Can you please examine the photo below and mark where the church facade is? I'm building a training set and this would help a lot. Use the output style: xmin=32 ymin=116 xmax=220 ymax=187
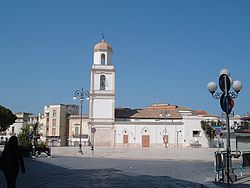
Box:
xmin=68 ymin=39 xmax=219 ymax=148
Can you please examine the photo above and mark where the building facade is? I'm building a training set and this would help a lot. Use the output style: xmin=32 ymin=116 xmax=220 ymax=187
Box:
xmin=43 ymin=104 xmax=78 ymax=146
xmin=8 ymin=112 xmax=31 ymax=136
xmin=114 ymin=104 xmax=219 ymax=148
xmin=68 ymin=114 xmax=90 ymax=146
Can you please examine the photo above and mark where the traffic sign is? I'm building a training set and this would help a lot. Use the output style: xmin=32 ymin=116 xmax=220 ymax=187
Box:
xmin=214 ymin=127 xmax=222 ymax=135
xmin=91 ymin=127 xmax=96 ymax=133
xmin=220 ymin=94 xmax=234 ymax=115
xmin=219 ymin=74 xmax=231 ymax=93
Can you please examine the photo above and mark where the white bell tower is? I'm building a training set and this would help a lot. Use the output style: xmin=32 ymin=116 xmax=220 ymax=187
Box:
xmin=89 ymin=38 xmax=115 ymax=146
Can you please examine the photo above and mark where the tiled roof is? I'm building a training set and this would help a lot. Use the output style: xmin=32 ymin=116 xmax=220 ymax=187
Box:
xmin=192 ymin=110 xmax=208 ymax=116
xmin=146 ymin=104 xmax=192 ymax=111
xmin=146 ymin=104 xmax=178 ymax=110
xmin=115 ymin=108 xmax=182 ymax=119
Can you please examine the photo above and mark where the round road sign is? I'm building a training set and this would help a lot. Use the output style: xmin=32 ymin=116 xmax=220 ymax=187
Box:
xmin=220 ymin=94 xmax=234 ymax=115
xmin=91 ymin=127 xmax=96 ymax=133
xmin=219 ymin=74 xmax=231 ymax=93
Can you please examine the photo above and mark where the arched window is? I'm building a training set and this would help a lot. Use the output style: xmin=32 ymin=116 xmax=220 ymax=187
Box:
xmin=100 ymin=75 xmax=106 ymax=90
xmin=101 ymin=54 xmax=105 ymax=65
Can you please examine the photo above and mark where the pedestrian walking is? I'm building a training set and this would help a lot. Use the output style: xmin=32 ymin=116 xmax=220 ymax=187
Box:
xmin=0 ymin=136 xmax=25 ymax=188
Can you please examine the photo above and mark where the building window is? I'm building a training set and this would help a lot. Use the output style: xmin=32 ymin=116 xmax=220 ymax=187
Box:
xmin=101 ymin=53 xmax=105 ymax=65
xmin=53 ymin=110 xmax=56 ymax=117
xmin=193 ymin=130 xmax=201 ymax=137
xmin=52 ymin=128 xmax=56 ymax=136
xmin=52 ymin=119 xmax=56 ymax=127
xmin=100 ymin=75 xmax=106 ymax=90
xmin=75 ymin=127 xmax=79 ymax=137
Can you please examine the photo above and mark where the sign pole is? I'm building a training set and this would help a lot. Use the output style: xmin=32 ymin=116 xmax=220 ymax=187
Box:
xmin=224 ymin=74 xmax=230 ymax=187
xmin=207 ymin=69 xmax=242 ymax=187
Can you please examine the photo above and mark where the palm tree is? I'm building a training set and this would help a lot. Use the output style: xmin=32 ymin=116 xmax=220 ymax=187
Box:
xmin=18 ymin=125 xmax=32 ymax=147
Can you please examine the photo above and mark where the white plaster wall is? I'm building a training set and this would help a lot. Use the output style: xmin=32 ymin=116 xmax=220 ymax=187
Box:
xmin=182 ymin=116 xmax=204 ymax=147
xmin=115 ymin=116 xmax=221 ymax=148
xmin=8 ymin=122 xmax=24 ymax=136
xmin=182 ymin=116 xmax=218 ymax=147
xmin=115 ymin=123 xmax=183 ymax=147
xmin=68 ymin=117 xmax=90 ymax=146
xmin=93 ymin=73 xmax=114 ymax=91
xmin=94 ymin=51 xmax=112 ymax=65
xmin=107 ymin=52 xmax=112 ymax=65
xmin=94 ymin=51 xmax=106 ymax=65
xmin=105 ymin=74 xmax=114 ymax=90
xmin=229 ymin=116 xmax=241 ymax=129
xmin=93 ymin=99 xmax=114 ymax=119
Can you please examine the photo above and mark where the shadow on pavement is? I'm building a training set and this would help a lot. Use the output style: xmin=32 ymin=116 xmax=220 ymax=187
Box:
xmin=0 ymin=156 xmax=249 ymax=188
xmin=0 ymin=157 xmax=208 ymax=188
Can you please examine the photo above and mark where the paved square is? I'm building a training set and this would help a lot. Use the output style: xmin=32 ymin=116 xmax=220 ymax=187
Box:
xmin=1 ymin=147 xmax=250 ymax=187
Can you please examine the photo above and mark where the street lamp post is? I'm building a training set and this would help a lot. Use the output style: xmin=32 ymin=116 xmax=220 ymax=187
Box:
xmin=177 ymin=130 xmax=182 ymax=148
xmin=160 ymin=111 xmax=169 ymax=149
xmin=73 ymin=88 xmax=89 ymax=155
xmin=207 ymin=68 xmax=242 ymax=186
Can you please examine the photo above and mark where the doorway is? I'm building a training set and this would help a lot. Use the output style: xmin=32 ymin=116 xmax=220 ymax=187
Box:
xmin=142 ymin=135 xmax=150 ymax=147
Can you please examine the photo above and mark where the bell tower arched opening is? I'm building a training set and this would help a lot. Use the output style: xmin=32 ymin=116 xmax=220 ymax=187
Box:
xmin=101 ymin=53 xmax=105 ymax=65
xmin=100 ymin=75 xmax=106 ymax=90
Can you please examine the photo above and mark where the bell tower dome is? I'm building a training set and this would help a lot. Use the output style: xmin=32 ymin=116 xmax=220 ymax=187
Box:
xmin=93 ymin=39 xmax=113 ymax=65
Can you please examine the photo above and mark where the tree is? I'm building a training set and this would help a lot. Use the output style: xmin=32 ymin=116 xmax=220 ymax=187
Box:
xmin=237 ymin=120 xmax=250 ymax=130
xmin=18 ymin=125 xmax=32 ymax=147
xmin=201 ymin=120 xmax=224 ymax=147
xmin=0 ymin=105 xmax=17 ymax=131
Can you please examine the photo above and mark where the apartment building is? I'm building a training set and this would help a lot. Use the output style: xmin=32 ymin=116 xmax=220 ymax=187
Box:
xmin=44 ymin=104 xmax=79 ymax=146
xmin=6 ymin=112 xmax=31 ymax=136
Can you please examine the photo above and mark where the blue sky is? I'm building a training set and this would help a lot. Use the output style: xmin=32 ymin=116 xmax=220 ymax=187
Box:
xmin=0 ymin=0 xmax=249 ymax=115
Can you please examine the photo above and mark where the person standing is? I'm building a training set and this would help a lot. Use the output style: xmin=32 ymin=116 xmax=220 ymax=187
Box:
xmin=0 ymin=136 xmax=25 ymax=188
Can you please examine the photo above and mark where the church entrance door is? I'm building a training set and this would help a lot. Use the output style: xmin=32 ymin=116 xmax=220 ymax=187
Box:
xmin=142 ymin=135 xmax=150 ymax=147
xmin=123 ymin=135 xmax=128 ymax=144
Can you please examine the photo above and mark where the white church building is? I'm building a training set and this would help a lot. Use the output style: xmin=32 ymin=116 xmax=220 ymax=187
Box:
xmin=69 ymin=38 xmax=219 ymax=148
